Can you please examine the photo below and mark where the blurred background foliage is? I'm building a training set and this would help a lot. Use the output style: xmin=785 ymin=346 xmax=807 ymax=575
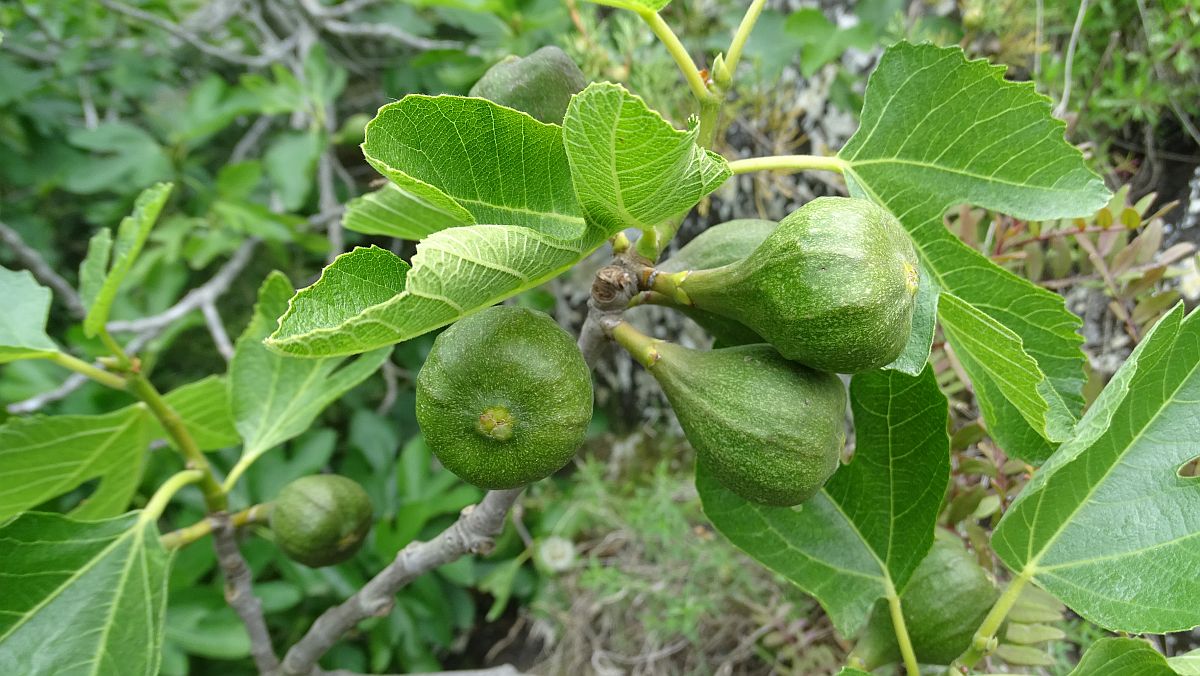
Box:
xmin=1 ymin=0 xmax=1198 ymax=673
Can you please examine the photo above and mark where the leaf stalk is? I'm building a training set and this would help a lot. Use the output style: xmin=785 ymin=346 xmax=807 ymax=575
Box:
xmin=160 ymin=503 xmax=273 ymax=549
xmin=140 ymin=469 xmax=204 ymax=525
xmin=885 ymin=580 xmax=922 ymax=676
xmin=636 ymin=8 xmax=716 ymax=105
xmin=47 ymin=352 xmax=127 ymax=390
xmin=727 ymin=154 xmax=848 ymax=175
xmin=951 ymin=570 xmax=1033 ymax=671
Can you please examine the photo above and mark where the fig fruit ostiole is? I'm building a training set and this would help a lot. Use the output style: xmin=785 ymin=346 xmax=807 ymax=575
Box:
xmin=270 ymin=474 xmax=373 ymax=568
xmin=416 ymin=305 xmax=594 ymax=490
xmin=610 ymin=321 xmax=846 ymax=506
xmin=648 ymin=197 xmax=920 ymax=373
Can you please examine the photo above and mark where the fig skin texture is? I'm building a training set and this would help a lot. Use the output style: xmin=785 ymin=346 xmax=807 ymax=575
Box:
xmin=678 ymin=197 xmax=920 ymax=373
xmin=270 ymin=475 xmax=373 ymax=568
xmin=852 ymin=532 xmax=1000 ymax=668
xmin=469 ymin=46 xmax=587 ymax=124
xmin=634 ymin=334 xmax=847 ymax=506
xmin=416 ymin=306 xmax=593 ymax=490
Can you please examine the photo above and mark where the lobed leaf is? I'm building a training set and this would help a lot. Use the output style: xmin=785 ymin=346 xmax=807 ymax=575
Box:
xmin=992 ymin=304 xmax=1200 ymax=633
xmin=839 ymin=42 xmax=1111 ymax=459
xmin=0 ymin=267 xmax=59 ymax=363
xmin=0 ymin=512 xmax=169 ymax=676
xmin=79 ymin=183 xmax=173 ymax=337
xmin=0 ymin=407 xmax=152 ymax=521
xmin=699 ymin=366 xmax=949 ymax=636
xmin=158 ymin=376 xmax=240 ymax=452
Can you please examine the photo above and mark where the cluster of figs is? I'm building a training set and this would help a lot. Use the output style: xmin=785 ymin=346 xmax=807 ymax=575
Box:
xmin=414 ymin=195 xmax=921 ymax=507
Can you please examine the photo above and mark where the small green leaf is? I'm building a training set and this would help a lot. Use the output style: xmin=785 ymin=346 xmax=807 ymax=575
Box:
xmin=157 ymin=376 xmax=240 ymax=451
xmin=0 ymin=407 xmax=152 ymax=521
xmin=1068 ymin=638 xmax=1175 ymax=676
xmin=582 ymin=0 xmax=669 ymax=12
xmin=341 ymin=183 xmax=471 ymax=240
xmin=1004 ymin=623 xmax=1066 ymax=645
xmin=231 ymin=273 xmax=389 ymax=472
xmin=0 ymin=512 xmax=170 ymax=676
xmin=993 ymin=305 xmax=1200 ymax=633
xmin=563 ymin=82 xmax=730 ymax=235
xmin=840 ymin=42 xmax=1111 ymax=455
xmin=80 ymin=182 xmax=173 ymax=337
xmin=0 ymin=267 xmax=59 ymax=362
xmin=698 ymin=366 xmax=949 ymax=636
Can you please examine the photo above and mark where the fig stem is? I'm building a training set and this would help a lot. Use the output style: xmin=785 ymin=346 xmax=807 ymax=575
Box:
xmin=642 ymin=269 xmax=692 ymax=306
xmin=727 ymin=154 xmax=847 ymax=175
xmin=950 ymin=569 xmax=1033 ymax=672
xmin=720 ymin=0 xmax=768 ymax=90
xmin=610 ymin=321 xmax=662 ymax=369
xmin=46 ymin=351 xmax=127 ymax=390
xmin=885 ymin=580 xmax=922 ymax=676
xmin=140 ymin=469 xmax=204 ymax=525
xmin=160 ymin=503 xmax=274 ymax=549
xmin=633 ymin=8 xmax=716 ymax=105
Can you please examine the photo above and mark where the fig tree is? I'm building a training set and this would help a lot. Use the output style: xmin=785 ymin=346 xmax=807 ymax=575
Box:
xmin=612 ymin=322 xmax=846 ymax=506
xmin=662 ymin=197 xmax=919 ymax=373
xmin=852 ymin=532 xmax=1000 ymax=668
xmin=270 ymin=474 xmax=373 ymax=568
xmin=469 ymin=46 xmax=587 ymax=124
xmin=416 ymin=305 xmax=593 ymax=489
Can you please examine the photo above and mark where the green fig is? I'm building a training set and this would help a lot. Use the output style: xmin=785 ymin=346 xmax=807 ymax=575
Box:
xmin=612 ymin=322 xmax=846 ymax=506
xmin=469 ymin=46 xmax=587 ymax=124
xmin=416 ymin=305 xmax=593 ymax=489
xmin=661 ymin=197 xmax=920 ymax=373
xmin=270 ymin=475 xmax=373 ymax=568
xmin=852 ymin=532 xmax=1000 ymax=668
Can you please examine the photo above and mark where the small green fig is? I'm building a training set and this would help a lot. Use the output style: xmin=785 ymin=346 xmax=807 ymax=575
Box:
xmin=852 ymin=532 xmax=1000 ymax=668
xmin=416 ymin=305 xmax=593 ymax=489
xmin=613 ymin=323 xmax=846 ymax=506
xmin=270 ymin=475 xmax=372 ymax=568
xmin=669 ymin=197 xmax=920 ymax=373
xmin=469 ymin=46 xmax=587 ymax=124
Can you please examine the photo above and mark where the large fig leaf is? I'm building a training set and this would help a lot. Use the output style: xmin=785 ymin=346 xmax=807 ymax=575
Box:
xmin=0 ymin=512 xmax=170 ymax=676
xmin=839 ymin=42 xmax=1111 ymax=462
xmin=992 ymin=304 xmax=1200 ymax=633
xmin=1068 ymin=638 xmax=1176 ymax=676
xmin=699 ymin=366 xmax=949 ymax=636
xmin=0 ymin=267 xmax=59 ymax=363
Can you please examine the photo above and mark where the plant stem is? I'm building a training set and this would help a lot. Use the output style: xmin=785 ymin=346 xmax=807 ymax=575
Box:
xmin=609 ymin=321 xmax=663 ymax=369
xmin=127 ymin=372 xmax=228 ymax=512
xmin=636 ymin=9 xmax=715 ymax=105
xmin=720 ymin=0 xmax=767 ymax=87
xmin=160 ymin=503 xmax=273 ymax=549
xmin=643 ymin=268 xmax=692 ymax=305
xmin=952 ymin=571 xmax=1033 ymax=671
xmin=47 ymin=352 xmax=127 ymax=390
xmin=139 ymin=469 xmax=204 ymax=525
xmin=727 ymin=154 xmax=847 ymax=175
xmin=885 ymin=581 xmax=922 ymax=676
xmin=98 ymin=327 xmax=133 ymax=370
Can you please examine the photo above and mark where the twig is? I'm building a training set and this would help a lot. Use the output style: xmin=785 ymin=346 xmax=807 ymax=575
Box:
xmin=212 ymin=513 xmax=280 ymax=673
xmin=107 ymin=239 xmax=257 ymax=334
xmin=201 ymin=299 xmax=235 ymax=362
xmin=318 ymin=151 xmax=344 ymax=263
xmin=278 ymin=489 xmax=526 ymax=675
xmin=5 ymin=330 xmax=156 ymax=414
xmin=1054 ymin=0 xmax=1090 ymax=118
xmin=293 ymin=0 xmax=386 ymax=19
xmin=311 ymin=15 xmax=470 ymax=53
xmin=231 ymin=115 xmax=276 ymax=164
xmin=0 ymin=221 xmax=86 ymax=318
xmin=317 ymin=668 xmax=521 ymax=676
xmin=97 ymin=0 xmax=293 ymax=67
xmin=375 ymin=359 xmax=402 ymax=415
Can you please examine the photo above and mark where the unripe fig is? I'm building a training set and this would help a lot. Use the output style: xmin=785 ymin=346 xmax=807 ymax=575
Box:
xmin=613 ymin=323 xmax=846 ymax=506
xmin=852 ymin=532 xmax=999 ymax=668
xmin=270 ymin=475 xmax=372 ymax=568
xmin=416 ymin=306 xmax=593 ymax=489
xmin=469 ymin=46 xmax=587 ymax=124
xmin=669 ymin=197 xmax=919 ymax=373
